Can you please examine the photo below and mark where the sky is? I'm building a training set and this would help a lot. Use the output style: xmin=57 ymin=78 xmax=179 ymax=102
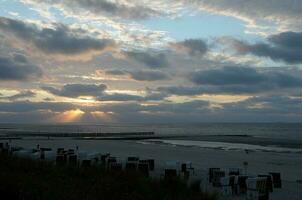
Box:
xmin=0 ymin=0 xmax=302 ymax=124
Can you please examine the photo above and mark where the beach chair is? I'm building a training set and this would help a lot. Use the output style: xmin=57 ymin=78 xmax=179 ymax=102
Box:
xmin=229 ymin=168 xmax=241 ymax=176
xmin=246 ymin=177 xmax=269 ymax=200
xmin=68 ymin=154 xmax=78 ymax=166
xmin=258 ymin=174 xmax=273 ymax=192
xmin=110 ymin=162 xmax=123 ymax=171
xmin=56 ymin=154 xmax=67 ymax=166
xmin=138 ymin=163 xmax=149 ymax=177
xmin=101 ymin=153 xmax=110 ymax=165
xmin=269 ymin=172 xmax=282 ymax=188
xmin=67 ymin=149 xmax=75 ymax=155
xmin=212 ymin=170 xmax=225 ymax=187
xmin=235 ymin=175 xmax=248 ymax=194
xmin=147 ymin=159 xmax=155 ymax=171
xmin=209 ymin=168 xmax=220 ymax=183
xmin=57 ymin=148 xmax=64 ymax=154
xmin=165 ymin=169 xmax=178 ymax=180
xmin=125 ymin=162 xmax=138 ymax=171
xmin=81 ymin=160 xmax=91 ymax=167
xmin=104 ymin=156 xmax=116 ymax=169
xmin=220 ymin=176 xmax=233 ymax=196
xmin=1 ymin=143 xmax=10 ymax=154
xmin=127 ymin=157 xmax=139 ymax=162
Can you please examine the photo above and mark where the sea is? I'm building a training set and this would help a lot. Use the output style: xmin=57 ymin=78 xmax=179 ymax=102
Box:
xmin=1 ymin=123 xmax=302 ymax=153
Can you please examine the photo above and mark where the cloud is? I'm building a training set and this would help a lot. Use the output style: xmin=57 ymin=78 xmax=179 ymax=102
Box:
xmin=231 ymin=32 xmax=302 ymax=64
xmin=128 ymin=70 xmax=169 ymax=81
xmin=172 ymin=39 xmax=208 ymax=56
xmin=191 ymin=66 xmax=265 ymax=85
xmin=42 ymin=84 xmax=107 ymax=98
xmin=0 ymin=17 xmax=116 ymax=56
xmin=0 ymin=101 xmax=75 ymax=113
xmin=105 ymin=69 xmax=169 ymax=81
xmin=22 ymin=0 xmax=163 ymax=20
xmin=105 ymin=70 xmax=128 ymax=76
xmin=0 ymin=54 xmax=42 ymax=81
xmin=0 ymin=90 xmax=36 ymax=101
xmin=125 ymin=51 xmax=169 ymax=68
xmin=179 ymin=0 xmax=302 ymax=32
xmin=99 ymin=91 xmax=168 ymax=102
xmin=159 ymin=66 xmax=302 ymax=95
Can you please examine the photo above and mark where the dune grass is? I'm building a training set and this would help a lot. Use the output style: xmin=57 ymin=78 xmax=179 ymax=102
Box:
xmin=0 ymin=152 xmax=217 ymax=200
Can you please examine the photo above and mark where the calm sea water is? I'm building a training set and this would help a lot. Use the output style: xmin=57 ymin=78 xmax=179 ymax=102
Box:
xmin=1 ymin=123 xmax=302 ymax=152
xmin=0 ymin=123 xmax=301 ymax=139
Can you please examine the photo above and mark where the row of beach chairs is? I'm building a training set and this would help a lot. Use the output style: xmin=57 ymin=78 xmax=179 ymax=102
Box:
xmin=207 ymin=167 xmax=282 ymax=200
xmin=1 ymin=143 xmax=282 ymax=200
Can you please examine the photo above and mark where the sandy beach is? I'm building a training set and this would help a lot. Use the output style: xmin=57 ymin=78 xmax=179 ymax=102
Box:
xmin=7 ymin=138 xmax=302 ymax=200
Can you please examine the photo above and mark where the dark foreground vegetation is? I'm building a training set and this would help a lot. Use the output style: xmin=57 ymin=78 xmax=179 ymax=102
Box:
xmin=0 ymin=153 xmax=217 ymax=200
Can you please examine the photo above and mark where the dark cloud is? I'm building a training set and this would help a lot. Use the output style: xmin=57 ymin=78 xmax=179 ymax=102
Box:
xmin=125 ymin=51 xmax=169 ymax=68
xmin=0 ymin=101 xmax=75 ymax=113
xmin=99 ymin=93 xmax=144 ymax=102
xmin=175 ymin=39 xmax=208 ymax=56
xmin=68 ymin=0 xmax=160 ymax=19
xmin=42 ymin=84 xmax=107 ymax=98
xmin=223 ymin=96 xmax=302 ymax=115
xmin=0 ymin=90 xmax=36 ymax=101
xmin=100 ymin=100 xmax=209 ymax=114
xmin=191 ymin=66 xmax=265 ymax=85
xmin=129 ymin=70 xmax=169 ymax=81
xmin=25 ymin=0 xmax=161 ymax=20
xmin=0 ymin=17 xmax=115 ymax=55
xmin=105 ymin=70 xmax=127 ymax=76
xmin=191 ymin=66 xmax=302 ymax=87
xmin=0 ymin=54 xmax=42 ymax=81
xmin=232 ymin=32 xmax=302 ymax=64
xmin=105 ymin=69 xmax=169 ymax=81
xmin=159 ymin=66 xmax=302 ymax=95
xmin=99 ymin=91 xmax=168 ymax=102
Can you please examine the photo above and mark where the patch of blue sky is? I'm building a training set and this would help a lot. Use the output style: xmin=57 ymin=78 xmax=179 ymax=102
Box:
xmin=0 ymin=0 xmax=44 ymax=20
xmin=142 ymin=13 xmax=260 ymax=42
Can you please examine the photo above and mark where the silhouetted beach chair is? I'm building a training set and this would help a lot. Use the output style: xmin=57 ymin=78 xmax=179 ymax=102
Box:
xmin=138 ymin=163 xmax=149 ymax=177
xmin=147 ymin=159 xmax=155 ymax=171
xmin=125 ymin=162 xmax=137 ymax=171
xmin=101 ymin=153 xmax=110 ymax=165
xmin=81 ymin=160 xmax=91 ymax=167
xmin=107 ymin=156 xmax=117 ymax=168
xmin=56 ymin=154 xmax=67 ymax=166
xmin=127 ymin=157 xmax=139 ymax=162
xmin=235 ymin=175 xmax=248 ymax=194
xmin=110 ymin=162 xmax=123 ymax=171
xmin=269 ymin=172 xmax=282 ymax=188
xmin=220 ymin=176 xmax=234 ymax=195
xmin=258 ymin=174 xmax=273 ymax=192
xmin=57 ymin=148 xmax=64 ymax=154
xmin=68 ymin=154 xmax=78 ymax=166
xmin=165 ymin=169 xmax=178 ymax=180
xmin=246 ymin=177 xmax=269 ymax=200
xmin=209 ymin=168 xmax=220 ymax=183
xmin=212 ymin=170 xmax=225 ymax=187
xmin=229 ymin=168 xmax=241 ymax=176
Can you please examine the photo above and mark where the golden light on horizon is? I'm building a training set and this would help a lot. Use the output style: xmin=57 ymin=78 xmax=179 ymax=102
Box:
xmin=53 ymin=109 xmax=85 ymax=123
xmin=91 ymin=111 xmax=115 ymax=122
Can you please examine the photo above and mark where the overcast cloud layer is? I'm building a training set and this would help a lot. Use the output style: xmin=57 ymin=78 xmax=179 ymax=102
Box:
xmin=0 ymin=0 xmax=302 ymax=123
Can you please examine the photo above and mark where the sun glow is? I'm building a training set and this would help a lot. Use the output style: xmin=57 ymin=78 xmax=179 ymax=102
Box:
xmin=54 ymin=109 xmax=85 ymax=123
xmin=90 ymin=111 xmax=115 ymax=122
